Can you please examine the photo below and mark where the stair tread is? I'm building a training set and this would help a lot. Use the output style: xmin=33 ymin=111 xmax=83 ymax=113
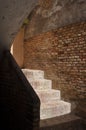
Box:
xmin=41 ymin=100 xmax=71 ymax=108
xmin=36 ymin=89 xmax=60 ymax=93
xmin=29 ymin=79 xmax=51 ymax=82
xmin=22 ymin=69 xmax=44 ymax=72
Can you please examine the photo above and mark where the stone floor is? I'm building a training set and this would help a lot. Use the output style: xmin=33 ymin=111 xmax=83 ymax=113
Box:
xmin=40 ymin=113 xmax=84 ymax=130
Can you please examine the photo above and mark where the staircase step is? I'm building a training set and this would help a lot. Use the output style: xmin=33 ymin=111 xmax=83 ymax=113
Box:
xmin=22 ymin=68 xmax=72 ymax=120
xmin=29 ymin=79 xmax=52 ymax=90
xmin=36 ymin=89 xmax=61 ymax=102
xmin=40 ymin=100 xmax=71 ymax=119
xmin=22 ymin=69 xmax=44 ymax=79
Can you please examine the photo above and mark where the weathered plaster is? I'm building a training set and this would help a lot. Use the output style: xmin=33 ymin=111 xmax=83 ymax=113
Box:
xmin=0 ymin=0 xmax=38 ymax=51
xmin=25 ymin=0 xmax=86 ymax=39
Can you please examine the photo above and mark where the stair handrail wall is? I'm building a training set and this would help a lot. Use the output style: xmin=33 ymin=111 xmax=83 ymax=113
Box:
xmin=0 ymin=50 xmax=40 ymax=130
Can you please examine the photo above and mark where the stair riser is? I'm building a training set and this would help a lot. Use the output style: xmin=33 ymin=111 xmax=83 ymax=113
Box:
xmin=29 ymin=80 xmax=52 ymax=90
xmin=36 ymin=91 xmax=61 ymax=103
xmin=40 ymin=104 xmax=71 ymax=119
xmin=22 ymin=69 xmax=44 ymax=79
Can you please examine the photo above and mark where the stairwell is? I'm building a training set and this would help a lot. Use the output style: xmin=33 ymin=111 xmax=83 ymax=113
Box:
xmin=22 ymin=69 xmax=71 ymax=120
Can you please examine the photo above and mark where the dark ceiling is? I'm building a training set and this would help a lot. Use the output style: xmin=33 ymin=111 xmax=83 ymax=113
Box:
xmin=0 ymin=0 xmax=38 ymax=51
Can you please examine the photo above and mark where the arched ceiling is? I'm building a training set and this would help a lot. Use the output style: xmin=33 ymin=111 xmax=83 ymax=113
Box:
xmin=25 ymin=0 xmax=86 ymax=39
xmin=0 ymin=0 xmax=86 ymax=50
xmin=0 ymin=0 xmax=38 ymax=51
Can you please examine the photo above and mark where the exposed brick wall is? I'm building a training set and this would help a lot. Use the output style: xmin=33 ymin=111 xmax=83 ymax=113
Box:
xmin=24 ymin=22 xmax=86 ymax=118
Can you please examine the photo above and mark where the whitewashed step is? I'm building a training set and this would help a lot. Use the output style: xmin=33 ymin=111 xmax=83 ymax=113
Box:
xmin=22 ymin=68 xmax=71 ymax=120
xmin=36 ymin=89 xmax=61 ymax=102
xmin=22 ymin=69 xmax=44 ymax=79
xmin=29 ymin=79 xmax=52 ymax=90
xmin=40 ymin=100 xmax=71 ymax=119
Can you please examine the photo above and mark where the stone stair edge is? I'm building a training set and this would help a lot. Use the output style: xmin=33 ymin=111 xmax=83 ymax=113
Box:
xmin=22 ymin=68 xmax=44 ymax=73
xmin=28 ymin=78 xmax=52 ymax=82
xmin=36 ymin=89 xmax=60 ymax=93
xmin=41 ymin=100 xmax=71 ymax=105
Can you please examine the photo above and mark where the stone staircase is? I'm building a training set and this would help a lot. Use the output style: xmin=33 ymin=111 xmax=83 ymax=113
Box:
xmin=22 ymin=69 xmax=71 ymax=120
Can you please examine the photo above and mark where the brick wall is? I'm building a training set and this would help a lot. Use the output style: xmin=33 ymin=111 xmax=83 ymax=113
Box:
xmin=24 ymin=22 xmax=86 ymax=118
